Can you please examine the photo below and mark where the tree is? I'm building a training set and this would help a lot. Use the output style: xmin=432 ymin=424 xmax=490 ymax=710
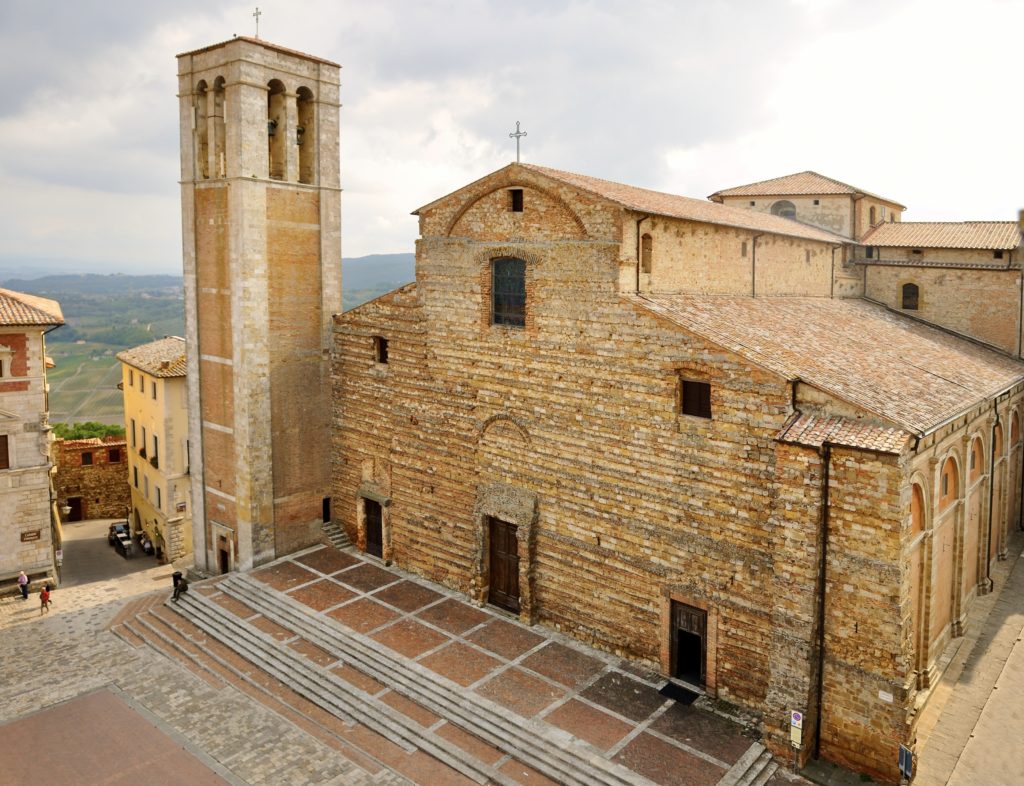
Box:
xmin=52 ymin=421 xmax=125 ymax=440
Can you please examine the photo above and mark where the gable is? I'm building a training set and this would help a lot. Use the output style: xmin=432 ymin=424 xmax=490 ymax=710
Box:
xmin=449 ymin=184 xmax=587 ymax=242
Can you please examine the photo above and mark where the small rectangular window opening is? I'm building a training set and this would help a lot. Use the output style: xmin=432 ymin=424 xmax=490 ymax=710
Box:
xmin=994 ymin=250 xmax=1004 ymax=260
xmin=510 ymin=189 xmax=524 ymax=213
xmin=741 ymin=241 xmax=748 ymax=257
xmin=81 ymin=452 xmax=93 ymax=466
xmin=911 ymin=249 xmax=923 ymax=255
xmin=152 ymin=381 xmax=157 ymax=400
xmin=813 ymin=199 xmax=820 ymax=206
xmin=108 ymin=448 xmax=120 ymax=463
xmin=680 ymin=379 xmax=712 ymax=419
xmin=865 ymin=246 xmax=874 ymax=259
xmin=805 ymin=250 xmax=811 ymax=264
xmin=749 ymin=201 xmax=755 ymax=207
xmin=373 ymin=336 xmax=389 ymax=364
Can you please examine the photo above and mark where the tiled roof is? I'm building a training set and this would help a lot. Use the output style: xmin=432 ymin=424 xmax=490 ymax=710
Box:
xmin=0 ymin=288 xmax=64 ymax=326
xmin=627 ymin=294 xmax=1024 ymax=436
xmin=861 ymin=222 xmax=1020 ymax=250
xmin=777 ymin=412 xmax=909 ymax=454
xmin=517 ymin=164 xmax=850 ymax=245
xmin=116 ymin=336 xmax=187 ymax=377
xmin=59 ymin=437 xmax=127 ymax=449
xmin=708 ymin=171 xmax=905 ymax=209
xmin=177 ymin=36 xmax=340 ymax=67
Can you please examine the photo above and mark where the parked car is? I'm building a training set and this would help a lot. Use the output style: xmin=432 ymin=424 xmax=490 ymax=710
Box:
xmin=108 ymin=521 xmax=130 ymax=545
xmin=114 ymin=532 xmax=133 ymax=559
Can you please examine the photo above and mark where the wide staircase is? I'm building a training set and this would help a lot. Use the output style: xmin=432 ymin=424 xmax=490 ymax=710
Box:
xmin=112 ymin=569 xmax=777 ymax=786
xmin=322 ymin=520 xmax=353 ymax=550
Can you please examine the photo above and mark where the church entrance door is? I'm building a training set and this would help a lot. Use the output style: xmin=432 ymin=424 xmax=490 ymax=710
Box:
xmin=488 ymin=517 xmax=520 ymax=613
xmin=671 ymin=601 xmax=707 ymax=687
xmin=364 ymin=499 xmax=383 ymax=559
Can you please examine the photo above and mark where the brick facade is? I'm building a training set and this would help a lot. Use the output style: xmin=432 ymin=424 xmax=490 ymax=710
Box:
xmin=331 ymin=163 xmax=1024 ymax=784
xmin=54 ymin=437 xmax=130 ymax=520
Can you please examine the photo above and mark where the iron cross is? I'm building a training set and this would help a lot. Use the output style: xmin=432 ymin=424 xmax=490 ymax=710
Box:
xmin=509 ymin=121 xmax=527 ymax=163
xmin=253 ymin=7 xmax=262 ymax=38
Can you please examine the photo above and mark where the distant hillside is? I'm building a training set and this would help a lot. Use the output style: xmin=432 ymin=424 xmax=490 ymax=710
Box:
xmin=342 ymin=253 xmax=415 ymax=311
xmin=2 ymin=273 xmax=182 ymax=296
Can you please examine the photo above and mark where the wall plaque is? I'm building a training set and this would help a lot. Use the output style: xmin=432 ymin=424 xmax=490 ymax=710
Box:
xmin=20 ymin=530 xmax=41 ymax=542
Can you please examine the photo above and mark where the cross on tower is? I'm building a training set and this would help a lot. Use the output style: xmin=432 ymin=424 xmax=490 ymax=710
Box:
xmin=509 ymin=121 xmax=527 ymax=163
xmin=253 ymin=7 xmax=262 ymax=38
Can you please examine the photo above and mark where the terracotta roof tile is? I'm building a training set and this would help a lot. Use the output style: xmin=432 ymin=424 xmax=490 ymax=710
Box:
xmin=116 ymin=336 xmax=187 ymax=377
xmin=777 ymin=412 xmax=909 ymax=454
xmin=627 ymin=294 xmax=1024 ymax=435
xmin=0 ymin=288 xmax=64 ymax=326
xmin=708 ymin=171 xmax=905 ymax=209
xmin=59 ymin=437 xmax=127 ymax=449
xmin=518 ymin=164 xmax=850 ymax=245
xmin=861 ymin=221 xmax=1020 ymax=250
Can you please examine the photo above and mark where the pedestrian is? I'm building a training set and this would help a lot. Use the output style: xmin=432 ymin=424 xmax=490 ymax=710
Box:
xmin=172 ymin=576 xmax=189 ymax=603
xmin=39 ymin=584 xmax=51 ymax=615
xmin=17 ymin=571 xmax=28 ymax=600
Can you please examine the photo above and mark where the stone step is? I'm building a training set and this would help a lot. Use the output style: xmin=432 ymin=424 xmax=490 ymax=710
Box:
xmin=719 ymin=743 xmax=777 ymax=786
xmin=322 ymin=521 xmax=352 ymax=549
xmin=171 ymin=588 xmax=518 ymax=786
xmin=221 ymin=571 xmax=655 ymax=786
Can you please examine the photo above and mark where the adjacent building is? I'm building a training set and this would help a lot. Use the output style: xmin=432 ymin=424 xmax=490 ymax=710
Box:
xmin=53 ymin=436 xmax=129 ymax=521
xmin=118 ymin=336 xmax=192 ymax=562
xmin=0 ymin=288 xmax=64 ymax=590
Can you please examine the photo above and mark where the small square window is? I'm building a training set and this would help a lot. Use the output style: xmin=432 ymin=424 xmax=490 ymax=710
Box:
xmin=911 ymin=249 xmax=923 ymax=256
xmin=108 ymin=448 xmax=121 ymax=463
xmin=994 ymin=250 xmax=1004 ymax=260
xmin=373 ymin=336 xmax=389 ymax=364
xmin=813 ymin=199 xmax=820 ymax=206
xmin=81 ymin=452 xmax=93 ymax=466
xmin=680 ymin=379 xmax=712 ymax=419
xmin=509 ymin=189 xmax=524 ymax=213
xmin=749 ymin=201 xmax=755 ymax=207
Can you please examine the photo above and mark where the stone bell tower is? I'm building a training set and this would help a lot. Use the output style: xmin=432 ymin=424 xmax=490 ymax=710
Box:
xmin=177 ymin=37 xmax=341 ymax=572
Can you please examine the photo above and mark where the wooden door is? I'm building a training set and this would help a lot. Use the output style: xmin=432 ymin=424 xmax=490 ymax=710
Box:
xmin=671 ymin=601 xmax=707 ymax=686
xmin=488 ymin=517 xmax=520 ymax=613
xmin=217 ymin=535 xmax=230 ymax=574
xmin=365 ymin=499 xmax=383 ymax=558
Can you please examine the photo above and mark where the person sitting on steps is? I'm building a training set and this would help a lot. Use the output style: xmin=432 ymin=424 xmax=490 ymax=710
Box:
xmin=172 ymin=576 xmax=189 ymax=603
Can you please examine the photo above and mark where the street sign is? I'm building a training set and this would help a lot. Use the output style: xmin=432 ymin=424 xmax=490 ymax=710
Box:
xmin=899 ymin=744 xmax=913 ymax=780
xmin=791 ymin=710 xmax=803 ymax=728
xmin=790 ymin=710 xmax=803 ymax=749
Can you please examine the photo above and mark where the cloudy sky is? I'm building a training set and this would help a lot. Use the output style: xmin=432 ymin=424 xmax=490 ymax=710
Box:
xmin=0 ymin=0 xmax=1021 ymax=275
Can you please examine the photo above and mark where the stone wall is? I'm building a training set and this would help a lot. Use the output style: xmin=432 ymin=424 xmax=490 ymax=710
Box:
xmin=864 ymin=264 xmax=1021 ymax=354
xmin=54 ymin=438 xmax=130 ymax=520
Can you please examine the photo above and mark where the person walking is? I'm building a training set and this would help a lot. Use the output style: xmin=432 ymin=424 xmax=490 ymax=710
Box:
xmin=17 ymin=570 xmax=28 ymax=600
xmin=39 ymin=584 xmax=51 ymax=615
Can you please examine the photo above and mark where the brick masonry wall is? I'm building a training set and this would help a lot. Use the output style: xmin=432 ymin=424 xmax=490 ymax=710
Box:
xmin=864 ymin=265 xmax=1021 ymax=354
xmin=54 ymin=439 xmax=130 ymax=520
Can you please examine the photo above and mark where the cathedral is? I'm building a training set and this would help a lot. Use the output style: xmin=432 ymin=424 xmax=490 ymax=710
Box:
xmin=177 ymin=36 xmax=1024 ymax=784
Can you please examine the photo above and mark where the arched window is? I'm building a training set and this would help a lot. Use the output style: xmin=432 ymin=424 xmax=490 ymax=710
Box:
xmin=911 ymin=483 xmax=925 ymax=534
xmin=296 ymin=86 xmax=315 ymax=185
xmin=901 ymin=283 xmax=919 ymax=310
xmin=640 ymin=233 xmax=652 ymax=274
xmin=267 ymin=79 xmax=287 ymax=180
xmin=1012 ymin=412 xmax=1020 ymax=445
xmin=869 ymin=206 xmax=877 ymax=225
xmin=994 ymin=423 xmax=1003 ymax=458
xmin=491 ymin=257 xmax=526 ymax=327
xmin=969 ymin=437 xmax=984 ymax=481
xmin=770 ymin=200 xmax=796 ymax=219
xmin=212 ymin=76 xmax=226 ymax=178
xmin=939 ymin=456 xmax=958 ymax=510
xmin=195 ymin=81 xmax=209 ymax=179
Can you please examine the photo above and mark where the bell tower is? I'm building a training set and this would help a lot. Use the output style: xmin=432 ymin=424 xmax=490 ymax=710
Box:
xmin=177 ymin=38 xmax=341 ymax=572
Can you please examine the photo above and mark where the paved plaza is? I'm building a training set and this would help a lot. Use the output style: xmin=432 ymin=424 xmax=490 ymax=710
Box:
xmin=2 ymin=520 xmax=1023 ymax=785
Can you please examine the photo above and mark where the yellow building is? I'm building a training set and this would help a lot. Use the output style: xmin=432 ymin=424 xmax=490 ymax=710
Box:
xmin=117 ymin=337 xmax=192 ymax=562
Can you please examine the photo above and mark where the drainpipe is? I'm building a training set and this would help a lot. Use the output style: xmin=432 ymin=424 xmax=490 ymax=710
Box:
xmin=751 ymin=234 xmax=764 ymax=297
xmin=813 ymin=441 xmax=832 ymax=760
xmin=1017 ymin=264 xmax=1023 ymax=357
xmin=635 ymin=214 xmax=650 ymax=294
xmin=986 ymin=402 xmax=1000 ymax=585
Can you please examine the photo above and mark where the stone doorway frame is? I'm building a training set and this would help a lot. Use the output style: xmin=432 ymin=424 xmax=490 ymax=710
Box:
xmin=356 ymin=483 xmax=392 ymax=563
xmin=660 ymin=589 xmax=718 ymax=696
xmin=472 ymin=483 xmax=538 ymax=624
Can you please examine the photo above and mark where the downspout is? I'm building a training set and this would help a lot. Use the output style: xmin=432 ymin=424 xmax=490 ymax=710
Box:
xmin=751 ymin=234 xmax=764 ymax=297
xmin=635 ymin=214 xmax=650 ymax=294
xmin=813 ymin=441 xmax=832 ymax=759
xmin=1017 ymin=261 xmax=1023 ymax=357
xmin=986 ymin=402 xmax=1001 ymax=586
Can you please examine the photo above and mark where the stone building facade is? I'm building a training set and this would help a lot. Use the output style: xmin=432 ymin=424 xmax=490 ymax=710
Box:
xmin=0 ymin=288 xmax=64 ymax=591
xmin=53 ymin=437 xmax=129 ymax=521
xmin=118 ymin=337 xmax=192 ymax=562
xmin=177 ymin=38 xmax=341 ymax=574
xmin=331 ymin=163 xmax=1024 ymax=783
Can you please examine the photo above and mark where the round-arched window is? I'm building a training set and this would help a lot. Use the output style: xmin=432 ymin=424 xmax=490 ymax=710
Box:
xmin=911 ymin=484 xmax=925 ymax=534
xmin=770 ymin=200 xmax=796 ymax=219
xmin=939 ymin=456 xmax=958 ymax=510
